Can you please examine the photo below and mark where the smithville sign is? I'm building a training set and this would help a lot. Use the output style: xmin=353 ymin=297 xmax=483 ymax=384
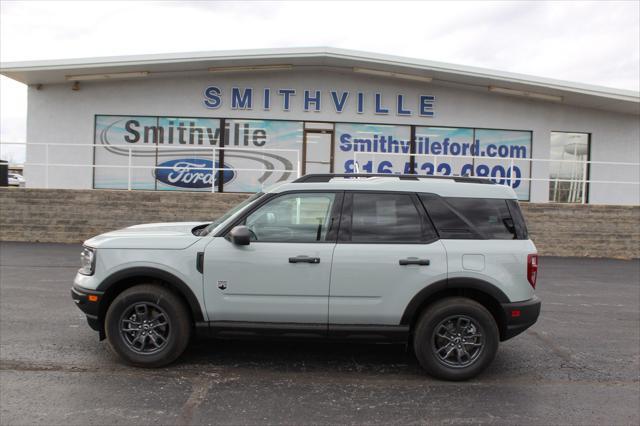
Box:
xmin=203 ymin=86 xmax=436 ymax=117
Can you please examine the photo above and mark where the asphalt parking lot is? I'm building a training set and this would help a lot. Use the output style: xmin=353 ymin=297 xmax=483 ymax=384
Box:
xmin=0 ymin=242 xmax=638 ymax=425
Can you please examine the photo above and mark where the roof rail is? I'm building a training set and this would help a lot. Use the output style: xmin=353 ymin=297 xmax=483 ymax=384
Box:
xmin=293 ymin=173 xmax=495 ymax=184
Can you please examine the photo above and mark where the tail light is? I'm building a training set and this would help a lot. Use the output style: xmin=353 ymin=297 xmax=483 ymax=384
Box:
xmin=527 ymin=254 xmax=538 ymax=288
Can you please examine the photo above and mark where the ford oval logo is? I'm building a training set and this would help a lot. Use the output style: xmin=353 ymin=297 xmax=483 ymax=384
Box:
xmin=154 ymin=158 xmax=235 ymax=188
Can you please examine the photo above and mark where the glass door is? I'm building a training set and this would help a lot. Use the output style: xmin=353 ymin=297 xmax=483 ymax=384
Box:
xmin=303 ymin=122 xmax=334 ymax=174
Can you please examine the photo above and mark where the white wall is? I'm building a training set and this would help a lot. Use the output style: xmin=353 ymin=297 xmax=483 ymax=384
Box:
xmin=25 ymin=69 xmax=640 ymax=204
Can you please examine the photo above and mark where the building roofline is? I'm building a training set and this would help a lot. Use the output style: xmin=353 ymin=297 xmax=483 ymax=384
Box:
xmin=1 ymin=46 xmax=638 ymax=110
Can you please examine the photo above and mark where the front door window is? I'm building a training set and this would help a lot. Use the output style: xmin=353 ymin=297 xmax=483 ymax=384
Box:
xmin=244 ymin=193 xmax=336 ymax=242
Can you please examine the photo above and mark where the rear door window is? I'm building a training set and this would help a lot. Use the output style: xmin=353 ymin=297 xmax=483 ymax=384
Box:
xmin=347 ymin=193 xmax=436 ymax=243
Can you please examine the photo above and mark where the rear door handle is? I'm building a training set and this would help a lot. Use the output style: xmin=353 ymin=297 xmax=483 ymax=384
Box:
xmin=289 ymin=255 xmax=320 ymax=264
xmin=399 ymin=258 xmax=430 ymax=266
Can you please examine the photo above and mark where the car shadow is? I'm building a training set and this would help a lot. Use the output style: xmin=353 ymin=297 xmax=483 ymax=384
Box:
xmin=176 ymin=337 xmax=423 ymax=376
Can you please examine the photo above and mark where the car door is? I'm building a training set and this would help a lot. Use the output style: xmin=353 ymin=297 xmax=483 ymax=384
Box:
xmin=203 ymin=191 xmax=342 ymax=326
xmin=329 ymin=191 xmax=448 ymax=327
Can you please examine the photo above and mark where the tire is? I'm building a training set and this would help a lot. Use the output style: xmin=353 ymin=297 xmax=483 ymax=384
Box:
xmin=413 ymin=297 xmax=499 ymax=381
xmin=105 ymin=284 xmax=191 ymax=368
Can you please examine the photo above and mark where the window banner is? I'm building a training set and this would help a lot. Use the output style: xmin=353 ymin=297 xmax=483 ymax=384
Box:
xmin=94 ymin=115 xmax=301 ymax=192
xmin=334 ymin=123 xmax=412 ymax=174
xmin=473 ymin=129 xmax=532 ymax=200
xmin=335 ymin=123 xmax=531 ymax=200
xmin=94 ymin=115 xmax=222 ymax=191
xmin=414 ymin=127 xmax=473 ymax=184
xmin=416 ymin=127 xmax=532 ymax=200
xmin=154 ymin=117 xmax=222 ymax=191
xmin=222 ymin=119 xmax=302 ymax=193
xmin=94 ymin=115 xmax=159 ymax=190
xmin=95 ymin=115 xmax=531 ymax=198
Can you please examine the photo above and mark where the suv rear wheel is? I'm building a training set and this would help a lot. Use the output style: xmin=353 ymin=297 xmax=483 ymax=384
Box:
xmin=413 ymin=297 xmax=498 ymax=380
xmin=105 ymin=284 xmax=191 ymax=367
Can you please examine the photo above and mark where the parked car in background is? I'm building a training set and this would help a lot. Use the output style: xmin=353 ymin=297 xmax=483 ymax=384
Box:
xmin=8 ymin=172 xmax=25 ymax=187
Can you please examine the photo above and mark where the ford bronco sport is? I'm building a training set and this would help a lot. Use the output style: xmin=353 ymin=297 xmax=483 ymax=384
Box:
xmin=72 ymin=173 xmax=541 ymax=380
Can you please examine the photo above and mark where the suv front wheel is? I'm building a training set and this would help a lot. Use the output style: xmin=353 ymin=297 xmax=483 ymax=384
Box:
xmin=105 ymin=284 xmax=191 ymax=367
xmin=414 ymin=297 xmax=499 ymax=380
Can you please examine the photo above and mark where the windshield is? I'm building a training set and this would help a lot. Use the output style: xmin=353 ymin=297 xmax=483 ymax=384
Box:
xmin=201 ymin=192 xmax=265 ymax=235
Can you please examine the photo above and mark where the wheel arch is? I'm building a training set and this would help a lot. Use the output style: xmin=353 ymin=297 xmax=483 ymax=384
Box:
xmin=401 ymin=278 xmax=509 ymax=340
xmin=95 ymin=267 xmax=204 ymax=338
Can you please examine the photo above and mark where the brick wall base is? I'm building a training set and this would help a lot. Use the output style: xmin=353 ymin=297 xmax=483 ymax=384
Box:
xmin=1 ymin=188 xmax=638 ymax=258
xmin=520 ymin=203 xmax=639 ymax=259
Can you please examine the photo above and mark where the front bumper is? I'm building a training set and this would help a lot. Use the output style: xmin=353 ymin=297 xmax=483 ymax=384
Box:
xmin=500 ymin=296 xmax=541 ymax=341
xmin=71 ymin=284 xmax=104 ymax=332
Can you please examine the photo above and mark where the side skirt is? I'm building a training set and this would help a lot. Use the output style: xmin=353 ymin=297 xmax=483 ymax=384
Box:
xmin=195 ymin=321 xmax=409 ymax=343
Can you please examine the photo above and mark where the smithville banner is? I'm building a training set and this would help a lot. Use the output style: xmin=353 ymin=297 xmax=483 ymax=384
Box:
xmin=94 ymin=115 xmax=300 ymax=193
xmin=94 ymin=115 xmax=531 ymax=199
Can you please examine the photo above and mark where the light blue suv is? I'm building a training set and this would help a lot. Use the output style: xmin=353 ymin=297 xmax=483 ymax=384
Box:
xmin=72 ymin=174 xmax=541 ymax=380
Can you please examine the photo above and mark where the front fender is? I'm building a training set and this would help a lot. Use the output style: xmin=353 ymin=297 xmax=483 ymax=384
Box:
xmin=96 ymin=265 xmax=205 ymax=322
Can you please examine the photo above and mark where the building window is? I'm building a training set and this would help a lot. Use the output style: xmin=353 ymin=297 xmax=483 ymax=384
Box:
xmin=222 ymin=119 xmax=302 ymax=193
xmin=414 ymin=127 xmax=473 ymax=178
xmin=334 ymin=123 xmax=411 ymax=174
xmin=473 ymin=129 xmax=532 ymax=201
xmin=154 ymin=116 xmax=222 ymax=192
xmin=93 ymin=115 xmax=533 ymax=199
xmin=93 ymin=115 xmax=302 ymax=193
xmin=414 ymin=127 xmax=532 ymax=200
xmin=94 ymin=115 xmax=222 ymax=191
xmin=549 ymin=132 xmax=590 ymax=203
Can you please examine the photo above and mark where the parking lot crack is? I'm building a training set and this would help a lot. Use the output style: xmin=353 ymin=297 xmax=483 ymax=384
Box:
xmin=176 ymin=373 xmax=218 ymax=425
xmin=526 ymin=329 xmax=609 ymax=378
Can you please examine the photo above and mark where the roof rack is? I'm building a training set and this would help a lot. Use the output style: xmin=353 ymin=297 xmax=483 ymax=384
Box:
xmin=293 ymin=173 xmax=495 ymax=184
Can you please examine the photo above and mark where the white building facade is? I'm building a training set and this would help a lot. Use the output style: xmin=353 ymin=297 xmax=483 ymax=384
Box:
xmin=2 ymin=48 xmax=639 ymax=204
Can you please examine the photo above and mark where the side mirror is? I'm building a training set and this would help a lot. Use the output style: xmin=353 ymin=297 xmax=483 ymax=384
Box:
xmin=229 ymin=225 xmax=251 ymax=246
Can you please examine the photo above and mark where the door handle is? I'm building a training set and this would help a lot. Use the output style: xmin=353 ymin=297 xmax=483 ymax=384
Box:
xmin=399 ymin=258 xmax=430 ymax=266
xmin=289 ymin=255 xmax=320 ymax=264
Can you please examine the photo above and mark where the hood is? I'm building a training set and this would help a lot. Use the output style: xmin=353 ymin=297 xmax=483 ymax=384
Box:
xmin=84 ymin=222 xmax=208 ymax=249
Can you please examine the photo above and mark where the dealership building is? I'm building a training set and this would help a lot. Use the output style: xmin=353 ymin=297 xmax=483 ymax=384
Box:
xmin=1 ymin=47 xmax=638 ymax=204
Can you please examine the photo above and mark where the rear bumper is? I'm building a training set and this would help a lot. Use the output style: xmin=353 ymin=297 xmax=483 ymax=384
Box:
xmin=71 ymin=284 xmax=104 ymax=331
xmin=500 ymin=296 xmax=541 ymax=341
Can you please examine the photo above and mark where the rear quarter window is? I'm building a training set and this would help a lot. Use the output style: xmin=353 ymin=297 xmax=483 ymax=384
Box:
xmin=420 ymin=194 xmax=523 ymax=240
xmin=445 ymin=198 xmax=518 ymax=240
xmin=506 ymin=199 xmax=529 ymax=239
xmin=419 ymin=194 xmax=478 ymax=239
